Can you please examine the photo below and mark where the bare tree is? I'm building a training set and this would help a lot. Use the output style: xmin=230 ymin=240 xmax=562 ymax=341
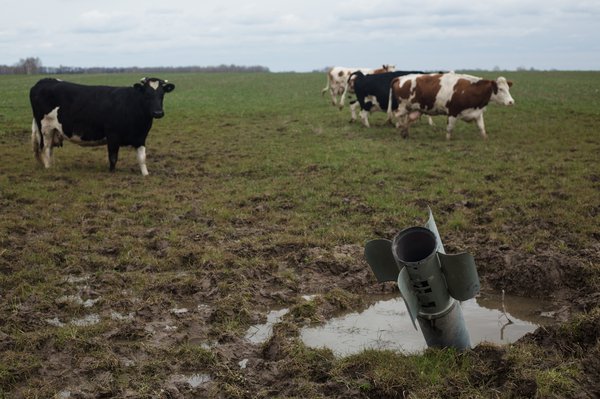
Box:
xmin=15 ymin=57 xmax=42 ymax=74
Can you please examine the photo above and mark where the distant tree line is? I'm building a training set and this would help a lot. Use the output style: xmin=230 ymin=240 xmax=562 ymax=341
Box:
xmin=0 ymin=57 xmax=43 ymax=74
xmin=0 ymin=57 xmax=270 ymax=75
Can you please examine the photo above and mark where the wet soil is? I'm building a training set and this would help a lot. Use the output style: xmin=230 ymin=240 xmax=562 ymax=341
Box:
xmin=1 ymin=95 xmax=599 ymax=397
xmin=2 ymin=220 xmax=598 ymax=398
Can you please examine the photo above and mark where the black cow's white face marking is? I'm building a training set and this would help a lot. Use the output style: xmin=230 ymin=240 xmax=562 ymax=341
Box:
xmin=134 ymin=77 xmax=175 ymax=119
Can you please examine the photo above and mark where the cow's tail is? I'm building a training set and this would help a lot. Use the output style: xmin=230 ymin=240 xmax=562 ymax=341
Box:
xmin=321 ymin=68 xmax=331 ymax=96
xmin=31 ymin=118 xmax=44 ymax=165
xmin=387 ymin=80 xmax=396 ymax=120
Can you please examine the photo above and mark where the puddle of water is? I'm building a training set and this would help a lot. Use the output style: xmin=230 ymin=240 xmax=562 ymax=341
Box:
xmin=200 ymin=342 xmax=217 ymax=350
xmin=170 ymin=373 xmax=212 ymax=388
xmin=187 ymin=374 xmax=211 ymax=388
xmin=46 ymin=317 xmax=66 ymax=327
xmin=71 ymin=314 xmax=100 ymax=327
xmin=56 ymin=295 xmax=101 ymax=308
xmin=300 ymin=292 xmax=555 ymax=356
xmin=301 ymin=296 xmax=425 ymax=355
xmin=110 ymin=311 xmax=134 ymax=321
xmin=244 ymin=308 xmax=289 ymax=344
xmin=120 ymin=357 xmax=135 ymax=367
xmin=47 ymin=314 xmax=102 ymax=328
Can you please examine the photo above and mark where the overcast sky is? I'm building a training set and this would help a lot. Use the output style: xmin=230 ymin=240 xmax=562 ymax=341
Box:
xmin=1 ymin=0 xmax=599 ymax=71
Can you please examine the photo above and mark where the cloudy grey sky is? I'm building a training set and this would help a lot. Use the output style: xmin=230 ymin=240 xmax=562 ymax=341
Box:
xmin=1 ymin=0 xmax=599 ymax=71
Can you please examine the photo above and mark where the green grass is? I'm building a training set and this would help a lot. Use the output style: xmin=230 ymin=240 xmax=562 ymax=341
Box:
xmin=0 ymin=71 xmax=599 ymax=397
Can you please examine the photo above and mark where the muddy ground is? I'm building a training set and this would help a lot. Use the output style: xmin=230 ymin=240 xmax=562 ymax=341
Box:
xmin=2 ymin=185 xmax=599 ymax=398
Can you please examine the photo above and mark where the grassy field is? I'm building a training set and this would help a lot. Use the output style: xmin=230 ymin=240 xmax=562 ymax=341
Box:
xmin=0 ymin=71 xmax=599 ymax=398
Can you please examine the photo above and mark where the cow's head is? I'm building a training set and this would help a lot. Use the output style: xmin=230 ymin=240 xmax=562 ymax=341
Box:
xmin=491 ymin=77 xmax=514 ymax=106
xmin=134 ymin=77 xmax=175 ymax=119
xmin=383 ymin=64 xmax=396 ymax=72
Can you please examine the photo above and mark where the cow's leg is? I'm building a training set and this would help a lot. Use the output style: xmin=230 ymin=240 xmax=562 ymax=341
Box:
xmin=392 ymin=113 xmax=410 ymax=138
xmin=359 ymin=110 xmax=371 ymax=128
xmin=136 ymin=146 xmax=149 ymax=176
xmin=339 ymin=84 xmax=349 ymax=110
xmin=427 ymin=116 xmax=435 ymax=126
xmin=384 ymin=107 xmax=396 ymax=126
xmin=476 ymin=114 xmax=488 ymax=139
xmin=40 ymin=131 xmax=54 ymax=168
xmin=330 ymin=88 xmax=338 ymax=106
xmin=393 ymin=110 xmax=404 ymax=129
xmin=446 ymin=116 xmax=458 ymax=140
xmin=39 ymin=126 xmax=57 ymax=169
xmin=31 ymin=119 xmax=44 ymax=166
xmin=39 ymin=107 xmax=63 ymax=168
xmin=401 ymin=116 xmax=410 ymax=138
xmin=384 ymin=114 xmax=393 ymax=125
xmin=349 ymin=101 xmax=359 ymax=123
xmin=107 ymin=141 xmax=120 ymax=172
xmin=385 ymin=102 xmax=400 ymax=126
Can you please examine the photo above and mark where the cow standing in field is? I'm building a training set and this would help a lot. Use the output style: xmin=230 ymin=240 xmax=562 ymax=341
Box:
xmin=389 ymin=72 xmax=514 ymax=139
xmin=321 ymin=64 xmax=395 ymax=109
xmin=349 ymin=70 xmax=429 ymax=127
xmin=29 ymin=77 xmax=175 ymax=176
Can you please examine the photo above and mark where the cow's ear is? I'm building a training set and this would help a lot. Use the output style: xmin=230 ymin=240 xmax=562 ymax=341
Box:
xmin=163 ymin=83 xmax=175 ymax=93
xmin=134 ymin=83 xmax=144 ymax=91
xmin=507 ymin=80 xmax=514 ymax=87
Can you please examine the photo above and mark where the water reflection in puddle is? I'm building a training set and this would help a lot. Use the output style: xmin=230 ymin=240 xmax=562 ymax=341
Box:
xmin=187 ymin=374 xmax=211 ymax=388
xmin=169 ymin=373 xmax=212 ymax=388
xmin=299 ymin=292 xmax=555 ymax=356
xmin=245 ymin=308 xmax=290 ymax=344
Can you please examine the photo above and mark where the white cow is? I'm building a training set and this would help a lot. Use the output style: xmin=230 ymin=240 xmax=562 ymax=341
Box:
xmin=321 ymin=64 xmax=395 ymax=109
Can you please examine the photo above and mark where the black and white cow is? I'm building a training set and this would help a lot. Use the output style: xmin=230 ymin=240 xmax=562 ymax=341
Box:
xmin=29 ymin=77 xmax=175 ymax=176
xmin=321 ymin=65 xmax=395 ymax=109
xmin=349 ymin=70 xmax=429 ymax=127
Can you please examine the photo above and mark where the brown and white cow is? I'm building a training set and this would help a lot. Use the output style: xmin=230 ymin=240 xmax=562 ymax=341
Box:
xmin=321 ymin=64 xmax=395 ymax=109
xmin=388 ymin=72 xmax=514 ymax=139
